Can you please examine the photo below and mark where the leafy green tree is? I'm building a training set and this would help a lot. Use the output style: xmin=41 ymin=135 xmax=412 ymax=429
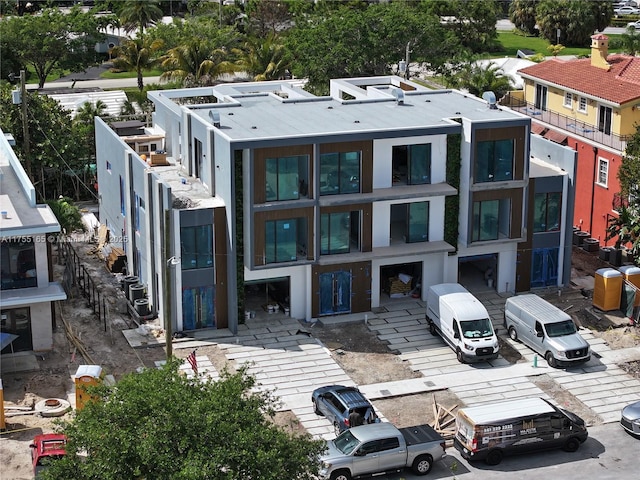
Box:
xmin=112 ymin=37 xmax=164 ymax=91
xmin=161 ymin=39 xmax=238 ymax=86
xmin=47 ymin=197 xmax=86 ymax=234
xmin=620 ymin=25 xmax=640 ymax=55
xmin=286 ymin=2 xmax=461 ymax=94
xmin=509 ymin=0 xmax=539 ymax=35
xmin=0 ymin=6 xmax=108 ymax=87
xmin=607 ymin=128 xmax=640 ymax=260
xmin=536 ymin=0 xmax=600 ymax=47
xmin=118 ymin=0 xmax=163 ymax=37
xmin=0 ymin=84 xmax=94 ymax=201
xmin=448 ymin=61 xmax=513 ymax=100
xmin=420 ymin=0 xmax=500 ymax=53
xmin=43 ymin=360 xmax=325 ymax=480
xmin=237 ymin=34 xmax=291 ymax=81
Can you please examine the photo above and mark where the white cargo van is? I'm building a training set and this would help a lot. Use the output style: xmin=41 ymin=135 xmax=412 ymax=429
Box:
xmin=504 ymin=294 xmax=590 ymax=368
xmin=426 ymin=283 xmax=499 ymax=363
xmin=454 ymin=397 xmax=588 ymax=465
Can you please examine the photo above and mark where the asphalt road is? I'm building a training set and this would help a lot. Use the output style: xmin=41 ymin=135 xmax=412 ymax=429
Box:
xmin=382 ymin=423 xmax=637 ymax=480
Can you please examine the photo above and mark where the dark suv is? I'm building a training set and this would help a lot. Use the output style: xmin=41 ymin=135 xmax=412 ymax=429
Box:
xmin=312 ymin=385 xmax=379 ymax=435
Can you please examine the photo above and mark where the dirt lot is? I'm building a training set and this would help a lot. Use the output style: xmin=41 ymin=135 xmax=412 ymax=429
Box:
xmin=2 ymin=241 xmax=640 ymax=478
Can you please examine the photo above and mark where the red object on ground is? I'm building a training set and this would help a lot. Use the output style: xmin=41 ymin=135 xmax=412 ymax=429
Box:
xmin=30 ymin=433 xmax=67 ymax=476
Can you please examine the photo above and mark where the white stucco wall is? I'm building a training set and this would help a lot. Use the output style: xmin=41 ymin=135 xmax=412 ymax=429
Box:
xmin=30 ymin=303 xmax=53 ymax=352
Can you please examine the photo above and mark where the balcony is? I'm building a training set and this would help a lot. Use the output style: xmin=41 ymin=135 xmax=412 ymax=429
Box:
xmin=501 ymin=94 xmax=630 ymax=152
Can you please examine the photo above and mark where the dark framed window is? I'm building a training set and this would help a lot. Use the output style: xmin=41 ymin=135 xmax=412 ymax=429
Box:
xmin=407 ymin=202 xmax=429 ymax=242
xmin=180 ymin=225 xmax=213 ymax=270
xmin=265 ymin=218 xmax=306 ymax=264
xmin=0 ymin=240 xmax=37 ymax=290
xmin=321 ymin=212 xmax=351 ymax=255
xmin=392 ymin=144 xmax=431 ymax=185
xmin=265 ymin=155 xmax=308 ymax=201
xmin=319 ymin=151 xmax=360 ymax=195
xmin=120 ymin=176 xmax=125 ymax=216
xmin=0 ymin=307 xmax=32 ymax=352
xmin=533 ymin=192 xmax=561 ymax=233
xmin=472 ymin=199 xmax=510 ymax=242
xmin=475 ymin=139 xmax=514 ymax=183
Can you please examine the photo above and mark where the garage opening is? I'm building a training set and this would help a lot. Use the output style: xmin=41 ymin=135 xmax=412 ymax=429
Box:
xmin=244 ymin=278 xmax=290 ymax=319
xmin=458 ymin=254 xmax=497 ymax=293
xmin=380 ymin=262 xmax=421 ymax=301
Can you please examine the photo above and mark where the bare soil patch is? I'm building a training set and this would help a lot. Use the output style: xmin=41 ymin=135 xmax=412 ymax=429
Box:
xmin=530 ymin=374 xmax=602 ymax=426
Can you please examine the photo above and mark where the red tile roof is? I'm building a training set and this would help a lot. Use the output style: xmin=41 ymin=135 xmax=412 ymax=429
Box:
xmin=518 ymin=55 xmax=640 ymax=105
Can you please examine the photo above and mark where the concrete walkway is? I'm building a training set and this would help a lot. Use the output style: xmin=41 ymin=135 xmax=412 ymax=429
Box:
xmin=134 ymin=286 xmax=640 ymax=440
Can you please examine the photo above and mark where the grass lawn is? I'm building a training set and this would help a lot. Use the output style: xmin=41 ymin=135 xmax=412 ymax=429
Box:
xmin=496 ymin=31 xmax=623 ymax=57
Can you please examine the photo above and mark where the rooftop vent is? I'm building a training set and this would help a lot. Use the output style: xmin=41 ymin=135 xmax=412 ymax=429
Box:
xmin=482 ymin=91 xmax=497 ymax=109
xmin=209 ymin=111 xmax=221 ymax=128
xmin=392 ymin=88 xmax=405 ymax=105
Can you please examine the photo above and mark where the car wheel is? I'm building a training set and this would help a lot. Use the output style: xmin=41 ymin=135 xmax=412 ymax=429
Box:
xmin=313 ymin=399 xmax=321 ymax=416
xmin=563 ymin=437 xmax=581 ymax=452
xmin=334 ymin=421 xmax=342 ymax=436
xmin=546 ymin=352 xmax=557 ymax=368
xmin=411 ymin=454 xmax=433 ymax=475
xmin=508 ymin=326 xmax=518 ymax=341
xmin=330 ymin=470 xmax=351 ymax=480
xmin=485 ymin=448 xmax=503 ymax=466
xmin=429 ymin=323 xmax=437 ymax=335
xmin=456 ymin=348 xmax=465 ymax=363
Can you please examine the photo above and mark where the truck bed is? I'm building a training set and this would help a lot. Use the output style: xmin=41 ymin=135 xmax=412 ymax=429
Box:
xmin=399 ymin=424 xmax=443 ymax=446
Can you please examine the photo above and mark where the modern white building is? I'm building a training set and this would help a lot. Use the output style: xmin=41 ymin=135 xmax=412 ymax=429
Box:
xmin=95 ymin=76 xmax=542 ymax=335
xmin=0 ymin=130 xmax=67 ymax=354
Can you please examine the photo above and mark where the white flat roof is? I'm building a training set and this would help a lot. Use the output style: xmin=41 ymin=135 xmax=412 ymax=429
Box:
xmin=460 ymin=397 xmax=555 ymax=424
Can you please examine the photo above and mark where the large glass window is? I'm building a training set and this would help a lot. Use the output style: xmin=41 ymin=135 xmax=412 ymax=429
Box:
xmin=0 ymin=240 xmax=37 ymax=290
xmin=475 ymin=139 xmax=514 ymax=183
xmin=265 ymin=218 xmax=306 ymax=264
xmin=321 ymin=213 xmax=351 ymax=254
xmin=265 ymin=155 xmax=308 ymax=201
xmin=180 ymin=225 xmax=213 ymax=270
xmin=1 ymin=307 xmax=32 ymax=353
xmin=392 ymin=144 xmax=431 ymax=185
xmin=533 ymin=192 xmax=561 ymax=233
xmin=472 ymin=199 xmax=511 ymax=242
xmin=319 ymin=151 xmax=360 ymax=195
xmin=407 ymin=202 xmax=429 ymax=242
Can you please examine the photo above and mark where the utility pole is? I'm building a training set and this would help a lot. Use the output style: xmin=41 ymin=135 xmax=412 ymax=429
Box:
xmin=404 ymin=42 xmax=411 ymax=80
xmin=20 ymin=70 xmax=31 ymax=178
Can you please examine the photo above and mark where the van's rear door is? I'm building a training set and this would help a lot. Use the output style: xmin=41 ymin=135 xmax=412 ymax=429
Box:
xmin=455 ymin=411 xmax=476 ymax=451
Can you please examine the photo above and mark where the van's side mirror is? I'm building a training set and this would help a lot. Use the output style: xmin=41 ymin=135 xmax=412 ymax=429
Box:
xmin=354 ymin=450 xmax=366 ymax=457
xmin=536 ymin=331 xmax=544 ymax=338
xmin=454 ymin=330 xmax=460 ymax=339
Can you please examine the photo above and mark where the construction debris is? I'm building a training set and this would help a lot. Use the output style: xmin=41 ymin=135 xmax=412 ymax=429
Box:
xmin=429 ymin=393 xmax=458 ymax=439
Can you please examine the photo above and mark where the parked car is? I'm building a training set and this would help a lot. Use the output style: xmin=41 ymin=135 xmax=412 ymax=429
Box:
xmin=621 ymin=400 xmax=640 ymax=437
xmin=30 ymin=433 xmax=67 ymax=478
xmin=615 ymin=5 xmax=640 ymax=15
xmin=504 ymin=294 xmax=591 ymax=368
xmin=628 ymin=20 xmax=640 ymax=29
xmin=454 ymin=397 xmax=588 ymax=465
xmin=318 ymin=422 xmax=446 ymax=479
xmin=426 ymin=283 xmax=499 ymax=363
xmin=312 ymin=385 xmax=379 ymax=435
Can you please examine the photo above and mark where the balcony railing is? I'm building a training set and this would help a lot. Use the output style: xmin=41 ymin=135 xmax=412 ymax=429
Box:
xmin=501 ymin=94 xmax=630 ymax=152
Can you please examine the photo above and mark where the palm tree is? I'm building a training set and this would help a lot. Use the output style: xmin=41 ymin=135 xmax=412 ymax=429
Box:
xmin=236 ymin=34 xmax=291 ymax=81
xmin=118 ymin=0 xmax=163 ymax=37
xmin=160 ymin=40 xmax=237 ymax=86
xmin=75 ymin=100 xmax=108 ymax=123
xmin=112 ymin=37 xmax=164 ymax=91
xmin=452 ymin=62 xmax=513 ymax=100
xmin=621 ymin=25 xmax=640 ymax=56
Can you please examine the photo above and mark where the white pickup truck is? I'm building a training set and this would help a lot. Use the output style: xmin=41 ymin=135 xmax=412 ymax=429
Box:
xmin=318 ymin=422 xmax=446 ymax=479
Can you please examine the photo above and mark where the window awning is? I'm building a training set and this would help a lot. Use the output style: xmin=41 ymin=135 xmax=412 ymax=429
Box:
xmin=543 ymin=129 xmax=568 ymax=144
xmin=531 ymin=123 xmax=546 ymax=135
